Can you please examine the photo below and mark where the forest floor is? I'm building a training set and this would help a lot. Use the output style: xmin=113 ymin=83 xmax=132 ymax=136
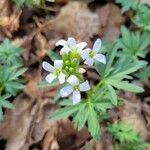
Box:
xmin=0 ymin=0 xmax=150 ymax=150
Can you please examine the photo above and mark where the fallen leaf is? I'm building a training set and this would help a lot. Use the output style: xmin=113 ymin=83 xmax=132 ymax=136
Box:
xmin=96 ymin=4 xmax=124 ymax=41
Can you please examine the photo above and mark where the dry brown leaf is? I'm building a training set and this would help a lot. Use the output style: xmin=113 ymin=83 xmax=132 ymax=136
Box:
xmin=96 ymin=4 xmax=124 ymax=41
xmin=0 ymin=0 xmax=10 ymax=16
xmin=0 ymin=94 xmax=60 ymax=150
xmin=0 ymin=10 xmax=22 ymax=38
xmin=118 ymin=93 xmax=150 ymax=140
xmin=44 ymin=1 xmax=100 ymax=45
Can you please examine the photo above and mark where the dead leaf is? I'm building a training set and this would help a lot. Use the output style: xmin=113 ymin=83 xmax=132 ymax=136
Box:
xmin=43 ymin=1 xmax=100 ymax=45
xmin=96 ymin=4 xmax=124 ymax=41
xmin=0 ymin=0 xmax=10 ymax=16
xmin=118 ymin=93 xmax=150 ymax=140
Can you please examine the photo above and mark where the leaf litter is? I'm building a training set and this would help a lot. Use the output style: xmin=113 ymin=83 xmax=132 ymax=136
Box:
xmin=0 ymin=0 xmax=150 ymax=150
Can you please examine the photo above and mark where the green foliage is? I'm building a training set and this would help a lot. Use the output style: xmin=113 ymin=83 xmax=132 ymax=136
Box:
xmin=0 ymin=39 xmax=22 ymax=65
xmin=133 ymin=5 xmax=150 ymax=31
xmin=49 ymin=100 xmax=101 ymax=141
xmin=135 ymin=65 xmax=150 ymax=80
xmin=15 ymin=0 xmax=33 ymax=8
xmin=108 ymin=122 xmax=148 ymax=150
xmin=48 ymin=50 xmax=61 ymax=62
xmin=116 ymin=0 xmax=139 ymax=12
xmin=116 ymin=0 xmax=150 ymax=31
xmin=94 ymin=43 xmax=145 ymax=106
xmin=48 ymin=41 xmax=146 ymax=140
xmin=14 ymin=0 xmax=55 ymax=8
xmin=117 ymin=26 xmax=150 ymax=60
xmin=0 ymin=65 xmax=27 ymax=96
xmin=0 ymin=39 xmax=26 ymax=121
xmin=0 ymin=94 xmax=15 ymax=122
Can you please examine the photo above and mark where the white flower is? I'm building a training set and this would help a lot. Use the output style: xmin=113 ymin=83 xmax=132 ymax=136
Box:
xmin=56 ymin=37 xmax=87 ymax=55
xmin=81 ymin=38 xmax=106 ymax=66
xmin=42 ymin=60 xmax=65 ymax=84
xmin=60 ymin=75 xmax=90 ymax=105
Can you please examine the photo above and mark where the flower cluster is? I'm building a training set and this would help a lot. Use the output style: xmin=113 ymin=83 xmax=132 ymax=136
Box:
xmin=42 ymin=37 xmax=106 ymax=104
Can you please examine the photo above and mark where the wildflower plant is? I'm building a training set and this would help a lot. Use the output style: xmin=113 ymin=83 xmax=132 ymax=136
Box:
xmin=41 ymin=37 xmax=146 ymax=141
xmin=116 ymin=0 xmax=150 ymax=31
xmin=108 ymin=122 xmax=148 ymax=150
xmin=0 ymin=39 xmax=27 ymax=122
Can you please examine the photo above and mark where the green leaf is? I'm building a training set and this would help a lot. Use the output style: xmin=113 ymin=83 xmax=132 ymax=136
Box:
xmin=59 ymin=99 xmax=73 ymax=106
xmin=9 ymin=68 xmax=27 ymax=80
xmin=110 ymin=81 xmax=144 ymax=93
xmin=0 ymin=38 xmax=22 ymax=65
xmin=47 ymin=50 xmax=61 ymax=61
xmin=87 ymin=106 xmax=100 ymax=141
xmin=116 ymin=0 xmax=139 ymax=12
xmin=117 ymin=26 xmax=150 ymax=59
xmin=133 ymin=5 xmax=150 ymax=31
xmin=95 ymin=101 xmax=113 ymax=112
xmin=105 ymin=43 xmax=118 ymax=76
xmin=95 ymin=60 xmax=106 ymax=77
xmin=49 ymin=105 xmax=79 ymax=121
xmin=110 ymin=61 xmax=146 ymax=79
xmin=38 ymin=79 xmax=59 ymax=88
xmin=106 ymin=84 xmax=118 ymax=105
xmin=134 ymin=65 xmax=150 ymax=80
xmin=0 ymin=100 xmax=14 ymax=109
xmin=6 ymin=81 xmax=25 ymax=90
xmin=0 ymin=107 xmax=4 ymax=122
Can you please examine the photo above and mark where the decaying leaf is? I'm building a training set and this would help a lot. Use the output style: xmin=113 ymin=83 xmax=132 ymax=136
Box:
xmin=44 ymin=1 xmax=100 ymax=44
xmin=118 ymin=93 xmax=150 ymax=140
xmin=96 ymin=4 xmax=124 ymax=41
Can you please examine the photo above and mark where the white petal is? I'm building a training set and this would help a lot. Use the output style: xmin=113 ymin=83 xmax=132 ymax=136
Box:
xmin=67 ymin=75 xmax=79 ymax=86
xmin=84 ymin=57 xmax=94 ymax=66
xmin=60 ymin=45 xmax=70 ymax=55
xmin=80 ymin=48 xmax=90 ymax=60
xmin=79 ymin=80 xmax=90 ymax=92
xmin=54 ymin=60 xmax=63 ymax=69
xmin=42 ymin=61 xmax=54 ymax=72
xmin=56 ymin=39 xmax=67 ymax=46
xmin=72 ymin=91 xmax=81 ymax=105
xmin=45 ymin=73 xmax=56 ymax=83
xmin=67 ymin=37 xmax=76 ymax=49
xmin=79 ymin=68 xmax=86 ymax=74
xmin=93 ymin=38 xmax=102 ymax=53
xmin=58 ymin=73 xmax=65 ymax=84
xmin=94 ymin=54 xmax=106 ymax=64
xmin=77 ymin=42 xmax=87 ymax=51
xmin=60 ymin=85 xmax=73 ymax=97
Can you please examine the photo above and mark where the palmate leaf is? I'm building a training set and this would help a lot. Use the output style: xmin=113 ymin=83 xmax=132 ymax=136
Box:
xmin=108 ymin=122 xmax=149 ymax=150
xmin=117 ymin=26 xmax=150 ymax=59
xmin=116 ymin=0 xmax=139 ymax=12
xmin=0 ymin=65 xmax=27 ymax=96
xmin=133 ymin=5 xmax=150 ymax=31
xmin=0 ymin=39 xmax=23 ymax=65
